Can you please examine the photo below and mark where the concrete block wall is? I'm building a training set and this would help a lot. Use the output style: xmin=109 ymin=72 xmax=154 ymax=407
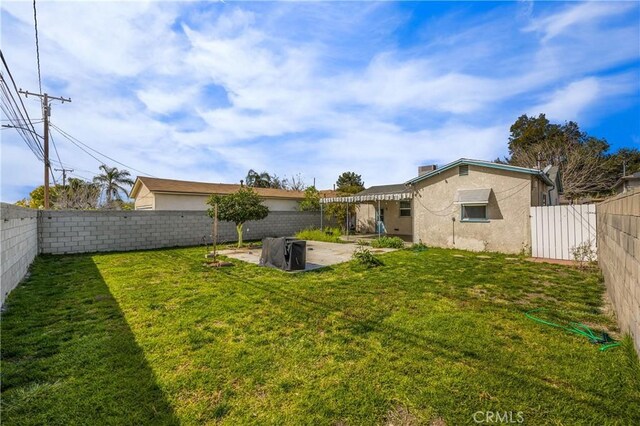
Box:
xmin=596 ymin=189 xmax=640 ymax=356
xmin=1 ymin=203 xmax=38 ymax=306
xmin=39 ymin=210 xmax=321 ymax=254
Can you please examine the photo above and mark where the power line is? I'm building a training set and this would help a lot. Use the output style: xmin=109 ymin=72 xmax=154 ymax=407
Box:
xmin=0 ymin=84 xmax=43 ymax=158
xmin=49 ymin=124 xmax=104 ymax=164
xmin=68 ymin=171 xmax=95 ymax=181
xmin=0 ymin=91 xmax=44 ymax=160
xmin=49 ymin=129 xmax=64 ymax=174
xmin=48 ymin=158 xmax=95 ymax=175
xmin=50 ymin=122 xmax=156 ymax=177
xmin=0 ymin=50 xmax=44 ymax=159
xmin=32 ymin=0 xmax=43 ymax=95
xmin=0 ymin=118 xmax=44 ymax=124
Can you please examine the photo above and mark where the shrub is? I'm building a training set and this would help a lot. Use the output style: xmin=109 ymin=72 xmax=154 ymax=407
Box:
xmin=371 ymin=236 xmax=405 ymax=249
xmin=295 ymin=227 xmax=342 ymax=243
xmin=570 ymin=240 xmax=597 ymax=269
xmin=352 ymin=246 xmax=383 ymax=268
xmin=410 ymin=242 xmax=428 ymax=252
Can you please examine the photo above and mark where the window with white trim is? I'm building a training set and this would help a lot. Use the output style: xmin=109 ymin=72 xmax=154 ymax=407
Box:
xmin=461 ymin=205 xmax=487 ymax=221
xmin=399 ymin=200 xmax=411 ymax=217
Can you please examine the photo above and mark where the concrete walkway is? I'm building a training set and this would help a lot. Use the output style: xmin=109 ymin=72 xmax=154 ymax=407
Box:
xmin=218 ymin=240 xmax=396 ymax=271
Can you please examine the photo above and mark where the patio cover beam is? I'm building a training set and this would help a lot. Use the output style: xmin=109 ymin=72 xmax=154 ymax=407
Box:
xmin=320 ymin=192 xmax=413 ymax=204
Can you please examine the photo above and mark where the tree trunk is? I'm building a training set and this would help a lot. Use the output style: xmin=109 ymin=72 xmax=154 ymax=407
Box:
xmin=236 ymin=223 xmax=244 ymax=247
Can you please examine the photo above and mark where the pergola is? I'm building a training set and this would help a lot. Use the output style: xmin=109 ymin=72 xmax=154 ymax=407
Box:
xmin=320 ymin=184 xmax=413 ymax=238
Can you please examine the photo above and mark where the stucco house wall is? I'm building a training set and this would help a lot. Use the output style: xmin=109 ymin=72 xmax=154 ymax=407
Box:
xmin=134 ymin=184 xmax=154 ymax=210
xmin=152 ymin=193 xmax=300 ymax=212
xmin=356 ymin=204 xmax=376 ymax=232
xmin=411 ymin=165 xmax=534 ymax=253
xmin=355 ymin=201 xmax=412 ymax=235
xmin=380 ymin=200 xmax=412 ymax=235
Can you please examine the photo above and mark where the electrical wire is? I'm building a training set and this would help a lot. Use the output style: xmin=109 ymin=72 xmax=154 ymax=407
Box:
xmin=32 ymin=0 xmax=43 ymax=95
xmin=49 ymin=124 xmax=106 ymax=164
xmin=0 ymin=50 xmax=44 ymax=159
xmin=0 ymin=118 xmax=43 ymax=124
xmin=50 ymin=122 xmax=156 ymax=177
xmin=49 ymin=129 xmax=64 ymax=174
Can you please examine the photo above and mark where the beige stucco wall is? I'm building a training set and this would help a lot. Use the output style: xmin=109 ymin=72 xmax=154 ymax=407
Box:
xmin=411 ymin=165 xmax=535 ymax=254
xmin=150 ymin=193 xmax=300 ymax=212
xmin=355 ymin=201 xmax=412 ymax=235
xmin=356 ymin=204 xmax=376 ymax=233
xmin=134 ymin=184 xmax=154 ymax=210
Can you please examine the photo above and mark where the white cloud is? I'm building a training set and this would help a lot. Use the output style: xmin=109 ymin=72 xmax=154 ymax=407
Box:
xmin=525 ymin=1 xmax=637 ymax=41
xmin=530 ymin=73 xmax=637 ymax=122
xmin=530 ymin=78 xmax=600 ymax=121
xmin=1 ymin=1 xmax=638 ymax=203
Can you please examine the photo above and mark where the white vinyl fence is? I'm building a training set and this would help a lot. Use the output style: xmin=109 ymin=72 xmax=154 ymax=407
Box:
xmin=530 ymin=205 xmax=597 ymax=260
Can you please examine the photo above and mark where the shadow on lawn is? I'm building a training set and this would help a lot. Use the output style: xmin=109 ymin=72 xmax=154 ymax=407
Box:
xmin=0 ymin=255 xmax=179 ymax=425
xmin=240 ymin=276 xmax=631 ymax=420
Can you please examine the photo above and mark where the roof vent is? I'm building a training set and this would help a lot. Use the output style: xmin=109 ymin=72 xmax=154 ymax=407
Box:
xmin=418 ymin=165 xmax=437 ymax=176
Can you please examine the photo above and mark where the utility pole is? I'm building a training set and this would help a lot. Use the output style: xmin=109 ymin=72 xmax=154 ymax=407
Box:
xmin=54 ymin=167 xmax=73 ymax=186
xmin=18 ymin=89 xmax=71 ymax=208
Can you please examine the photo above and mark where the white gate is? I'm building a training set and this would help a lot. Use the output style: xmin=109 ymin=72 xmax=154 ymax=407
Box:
xmin=530 ymin=205 xmax=597 ymax=260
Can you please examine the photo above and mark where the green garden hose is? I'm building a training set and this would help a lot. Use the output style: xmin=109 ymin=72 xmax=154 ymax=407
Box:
xmin=525 ymin=308 xmax=621 ymax=351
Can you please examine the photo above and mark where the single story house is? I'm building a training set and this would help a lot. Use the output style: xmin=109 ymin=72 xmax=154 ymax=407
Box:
xmin=613 ymin=172 xmax=640 ymax=194
xmin=322 ymin=158 xmax=561 ymax=254
xmin=130 ymin=177 xmax=318 ymax=211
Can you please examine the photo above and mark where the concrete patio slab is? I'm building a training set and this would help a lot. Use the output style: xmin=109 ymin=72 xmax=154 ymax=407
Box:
xmin=218 ymin=240 xmax=397 ymax=271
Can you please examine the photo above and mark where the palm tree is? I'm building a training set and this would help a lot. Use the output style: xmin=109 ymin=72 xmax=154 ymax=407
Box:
xmin=245 ymin=169 xmax=272 ymax=188
xmin=93 ymin=165 xmax=134 ymax=207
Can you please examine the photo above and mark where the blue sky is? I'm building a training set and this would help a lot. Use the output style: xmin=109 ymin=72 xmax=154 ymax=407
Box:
xmin=1 ymin=1 xmax=639 ymax=202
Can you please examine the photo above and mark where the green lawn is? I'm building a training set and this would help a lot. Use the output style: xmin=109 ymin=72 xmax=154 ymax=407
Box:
xmin=1 ymin=247 xmax=639 ymax=425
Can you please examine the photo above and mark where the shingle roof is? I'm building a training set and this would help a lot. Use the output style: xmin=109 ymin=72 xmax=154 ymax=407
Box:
xmin=131 ymin=176 xmax=306 ymax=199
xmin=405 ymin=158 xmax=555 ymax=187
xmin=354 ymin=184 xmax=409 ymax=197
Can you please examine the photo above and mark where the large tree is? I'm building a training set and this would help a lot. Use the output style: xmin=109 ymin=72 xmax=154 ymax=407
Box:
xmin=610 ymin=148 xmax=640 ymax=177
xmin=16 ymin=179 xmax=99 ymax=210
xmin=15 ymin=185 xmax=60 ymax=209
xmin=58 ymin=178 xmax=101 ymax=210
xmin=207 ymin=187 xmax=269 ymax=247
xmin=504 ymin=114 xmax=636 ymax=199
xmin=336 ymin=171 xmax=364 ymax=193
xmin=298 ymin=186 xmax=320 ymax=211
xmin=287 ymin=173 xmax=306 ymax=191
xmin=93 ymin=165 xmax=134 ymax=207
xmin=244 ymin=169 xmax=305 ymax=190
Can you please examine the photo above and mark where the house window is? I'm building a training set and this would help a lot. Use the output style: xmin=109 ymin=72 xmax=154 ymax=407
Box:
xmin=459 ymin=165 xmax=469 ymax=176
xmin=461 ymin=205 xmax=487 ymax=221
xmin=399 ymin=200 xmax=411 ymax=217
xmin=542 ymin=194 xmax=547 ymax=206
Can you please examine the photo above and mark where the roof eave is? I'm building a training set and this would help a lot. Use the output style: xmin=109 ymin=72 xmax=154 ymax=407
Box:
xmin=150 ymin=190 xmax=303 ymax=200
xmin=405 ymin=158 xmax=555 ymax=187
xmin=130 ymin=178 xmax=144 ymax=198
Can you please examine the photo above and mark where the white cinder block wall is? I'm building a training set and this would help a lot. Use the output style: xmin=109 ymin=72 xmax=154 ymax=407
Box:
xmin=1 ymin=203 xmax=38 ymax=306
